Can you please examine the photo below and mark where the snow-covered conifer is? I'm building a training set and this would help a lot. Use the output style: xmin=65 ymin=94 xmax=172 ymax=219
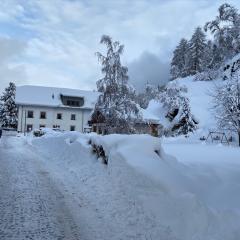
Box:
xmin=170 ymin=38 xmax=189 ymax=79
xmin=186 ymin=27 xmax=207 ymax=75
xmin=171 ymin=97 xmax=198 ymax=136
xmin=0 ymin=82 xmax=18 ymax=128
xmin=205 ymin=3 xmax=240 ymax=61
xmin=157 ymin=82 xmax=198 ymax=136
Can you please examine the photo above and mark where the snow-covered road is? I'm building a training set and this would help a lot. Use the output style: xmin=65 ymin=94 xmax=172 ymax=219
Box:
xmin=0 ymin=135 xmax=169 ymax=240
xmin=0 ymin=136 xmax=81 ymax=240
xmin=1 ymin=133 xmax=240 ymax=240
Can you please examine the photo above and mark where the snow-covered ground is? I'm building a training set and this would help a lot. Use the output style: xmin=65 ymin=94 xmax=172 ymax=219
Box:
xmin=1 ymin=76 xmax=240 ymax=240
xmin=175 ymin=76 xmax=217 ymax=132
xmin=0 ymin=136 xmax=81 ymax=240
xmin=143 ymin=76 xmax=220 ymax=138
xmin=1 ymin=130 xmax=239 ymax=240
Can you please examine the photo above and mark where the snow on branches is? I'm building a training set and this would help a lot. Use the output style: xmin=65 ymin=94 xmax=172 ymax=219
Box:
xmin=93 ymin=35 xmax=140 ymax=134
xmin=213 ymin=58 xmax=240 ymax=146
xmin=171 ymin=3 xmax=240 ymax=81
xmin=0 ymin=82 xmax=18 ymax=129
xmin=157 ymin=82 xmax=198 ymax=136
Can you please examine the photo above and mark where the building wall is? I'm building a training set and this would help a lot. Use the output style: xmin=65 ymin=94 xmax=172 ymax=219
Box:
xmin=17 ymin=105 xmax=92 ymax=133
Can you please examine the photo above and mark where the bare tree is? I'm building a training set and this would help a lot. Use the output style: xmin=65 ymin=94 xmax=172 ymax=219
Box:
xmin=213 ymin=67 xmax=240 ymax=146
xmin=93 ymin=35 xmax=140 ymax=134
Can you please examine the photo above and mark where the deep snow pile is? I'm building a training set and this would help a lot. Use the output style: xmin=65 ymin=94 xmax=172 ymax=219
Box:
xmin=29 ymin=131 xmax=240 ymax=240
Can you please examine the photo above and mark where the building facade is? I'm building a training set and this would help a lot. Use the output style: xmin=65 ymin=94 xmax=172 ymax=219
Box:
xmin=16 ymin=85 xmax=99 ymax=133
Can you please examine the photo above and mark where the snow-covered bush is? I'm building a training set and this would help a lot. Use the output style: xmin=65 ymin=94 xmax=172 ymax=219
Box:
xmin=194 ymin=69 xmax=219 ymax=81
xmin=89 ymin=140 xmax=108 ymax=164
xmin=33 ymin=129 xmax=45 ymax=137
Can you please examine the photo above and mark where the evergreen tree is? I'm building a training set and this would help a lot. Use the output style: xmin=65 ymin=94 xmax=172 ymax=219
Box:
xmin=186 ymin=27 xmax=207 ymax=75
xmin=210 ymin=43 xmax=223 ymax=69
xmin=0 ymin=82 xmax=18 ymax=128
xmin=172 ymin=97 xmax=198 ymax=136
xmin=194 ymin=40 xmax=221 ymax=81
xmin=205 ymin=3 xmax=240 ymax=61
xmin=157 ymin=82 xmax=198 ymax=136
xmin=203 ymin=40 xmax=213 ymax=70
xmin=94 ymin=35 xmax=140 ymax=134
xmin=170 ymin=38 xmax=189 ymax=79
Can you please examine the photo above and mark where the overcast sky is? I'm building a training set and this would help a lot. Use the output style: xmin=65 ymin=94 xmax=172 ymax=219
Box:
xmin=0 ymin=0 xmax=240 ymax=94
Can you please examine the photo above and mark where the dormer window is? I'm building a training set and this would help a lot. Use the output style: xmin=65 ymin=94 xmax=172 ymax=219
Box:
xmin=60 ymin=95 xmax=84 ymax=107
xmin=66 ymin=100 xmax=80 ymax=107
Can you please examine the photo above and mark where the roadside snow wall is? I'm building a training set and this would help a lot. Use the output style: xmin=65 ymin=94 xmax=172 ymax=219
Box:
xmin=31 ymin=132 xmax=240 ymax=240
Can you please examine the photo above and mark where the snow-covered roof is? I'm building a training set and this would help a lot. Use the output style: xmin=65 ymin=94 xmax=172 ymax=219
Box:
xmin=16 ymin=85 xmax=100 ymax=109
xmin=141 ymin=100 xmax=169 ymax=126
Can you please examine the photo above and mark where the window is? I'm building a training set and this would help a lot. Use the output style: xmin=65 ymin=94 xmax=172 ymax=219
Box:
xmin=53 ymin=125 xmax=60 ymax=129
xmin=70 ymin=125 xmax=75 ymax=131
xmin=27 ymin=111 xmax=34 ymax=118
xmin=40 ymin=111 xmax=46 ymax=119
xmin=71 ymin=114 xmax=76 ymax=120
xmin=26 ymin=124 xmax=33 ymax=132
xmin=57 ymin=113 xmax=62 ymax=120
xmin=67 ymin=100 xmax=80 ymax=107
xmin=61 ymin=95 xmax=84 ymax=107
xmin=39 ymin=124 xmax=45 ymax=129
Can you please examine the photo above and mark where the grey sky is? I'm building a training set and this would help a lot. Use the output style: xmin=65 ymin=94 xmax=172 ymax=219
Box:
xmin=0 ymin=0 xmax=240 ymax=94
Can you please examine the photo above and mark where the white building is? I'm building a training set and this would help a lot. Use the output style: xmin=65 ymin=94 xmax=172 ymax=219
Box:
xmin=15 ymin=85 xmax=99 ymax=133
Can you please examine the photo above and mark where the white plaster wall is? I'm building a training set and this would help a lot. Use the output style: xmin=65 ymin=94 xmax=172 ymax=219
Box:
xmin=17 ymin=105 xmax=92 ymax=133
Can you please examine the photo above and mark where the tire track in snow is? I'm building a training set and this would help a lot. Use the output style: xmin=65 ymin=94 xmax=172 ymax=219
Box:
xmin=0 ymin=137 xmax=81 ymax=240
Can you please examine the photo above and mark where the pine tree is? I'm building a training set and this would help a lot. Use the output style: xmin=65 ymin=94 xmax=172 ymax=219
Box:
xmin=194 ymin=40 xmax=221 ymax=81
xmin=210 ymin=43 xmax=223 ymax=69
xmin=203 ymin=40 xmax=213 ymax=70
xmin=186 ymin=27 xmax=207 ymax=75
xmin=0 ymin=82 xmax=18 ymax=129
xmin=170 ymin=38 xmax=189 ymax=79
xmin=93 ymin=35 xmax=140 ymax=134
xmin=157 ymin=82 xmax=198 ymax=136
xmin=172 ymin=97 xmax=198 ymax=136
xmin=205 ymin=3 xmax=240 ymax=61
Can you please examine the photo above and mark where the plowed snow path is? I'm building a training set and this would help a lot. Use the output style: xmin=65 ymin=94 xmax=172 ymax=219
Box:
xmin=0 ymin=137 xmax=81 ymax=240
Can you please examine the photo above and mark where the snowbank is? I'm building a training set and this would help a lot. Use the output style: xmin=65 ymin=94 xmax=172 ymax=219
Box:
xmin=28 ymin=131 xmax=240 ymax=240
xmin=89 ymin=134 xmax=191 ymax=195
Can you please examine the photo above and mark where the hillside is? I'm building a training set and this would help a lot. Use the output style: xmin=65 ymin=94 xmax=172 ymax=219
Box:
xmin=144 ymin=51 xmax=240 ymax=140
xmin=175 ymin=76 xmax=217 ymax=134
xmin=143 ymin=76 xmax=218 ymax=138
